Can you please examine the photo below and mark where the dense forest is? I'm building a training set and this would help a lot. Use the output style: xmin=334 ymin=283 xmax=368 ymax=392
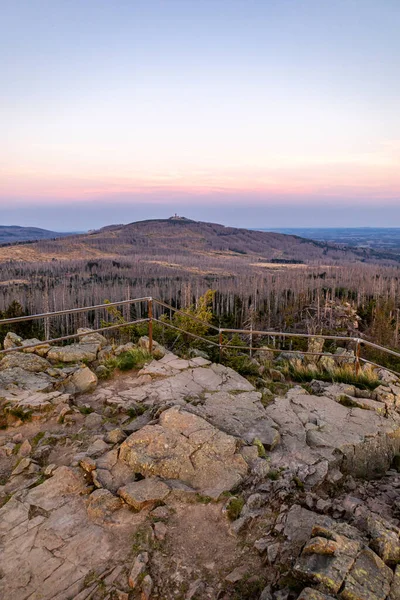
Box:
xmin=1 ymin=218 xmax=400 ymax=354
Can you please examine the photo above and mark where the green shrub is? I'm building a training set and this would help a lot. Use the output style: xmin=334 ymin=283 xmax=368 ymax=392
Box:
xmin=8 ymin=407 xmax=32 ymax=422
xmin=116 ymin=348 xmax=151 ymax=371
xmin=226 ymin=496 xmax=245 ymax=521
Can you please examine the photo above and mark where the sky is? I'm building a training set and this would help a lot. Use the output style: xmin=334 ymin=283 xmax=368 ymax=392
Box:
xmin=1 ymin=0 xmax=400 ymax=230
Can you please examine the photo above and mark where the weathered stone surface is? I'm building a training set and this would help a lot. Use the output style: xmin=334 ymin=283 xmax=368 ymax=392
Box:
xmin=297 ymin=589 xmax=336 ymax=600
xmin=19 ymin=439 xmax=32 ymax=457
xmin=47 ymin=343 xmax=99 ymax=363
xmin=0 ymin=466 xmax=133 ymax=600
xmin=114 ymin=342 xmax=135 ymax=355
xmin=128 ymin=552 xmax=149 ymax=588
xmin=118 ymin=478 xmax=170 ymax=509
xmin=3 ymin=331 xmax=23 ymax=349
xmin=265 ymin=391 xmax=400 ymax=486
xmin=390 ymin=565 xmax=400 ymax=600
xmin=188 ymin=390 xmax=280 ymax=448
xmin=86 ymin=438 xmax=110 ymax=458
xmin=70 ymin=366 xmax=98 ymax=394
xmin=294 ymin=528 xmax=361 ymax=594
xmin=0 ymin=367 xmax=56 ymax=393
xmin=105 ymin=428 xmax=127 ymax=444
xmin=85 ymin=411 xmax=103 ymax=429
xmin=0 ymin=351 xmax=51 ymax=372
xmin=108 ymin=360 xmax=255 ymax=415
xmin=119 ymin=406 xmax=248 ymax=499
xmin=367 ymin=515 xmax=400 ymax=565
xmin=340 ymin=548 xmax=393 ymax=600
xmin=86 ymin=489 xmax=122 ymax=520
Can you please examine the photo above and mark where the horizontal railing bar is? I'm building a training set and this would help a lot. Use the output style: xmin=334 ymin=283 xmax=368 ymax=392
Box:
xmin=359 ymin=358 xmax=400 ymax=379
xmin=220 ymin=328 xmax=356 ymax=342
xmin=0 ymin=318 xmax=150 ymax=355
xmin=152 ymin=318 xmax=220 ymax=346
xmin=153 ymin=299 xmax=220 ymax=331
xmin=221 ymin=345 xmax=353 ymax=359
xmin=361 ymin=339 xmax=400 ymax=360
xmin=0 ymin=297 xmax=152 ymax=326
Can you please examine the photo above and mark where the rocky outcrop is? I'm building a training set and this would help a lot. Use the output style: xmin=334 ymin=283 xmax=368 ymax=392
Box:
xmin=47 ymin=343 xmax=100 ymax=363
xmin=0 ymin=351 xmax=51 ymax=372
xmin=265 ymin=387 xmax=400 ymax=487
xmin=119 ymin=406 xmax=248 ymax=499
xmin=294 ymin=524 xmax=394 ymax=599
xmin=2 ymin=335 xmax=400 ymax=599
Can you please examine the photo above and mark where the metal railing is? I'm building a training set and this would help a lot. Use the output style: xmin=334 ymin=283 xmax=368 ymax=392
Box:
xmin=1 ymin=296 xmax=400 ymax=377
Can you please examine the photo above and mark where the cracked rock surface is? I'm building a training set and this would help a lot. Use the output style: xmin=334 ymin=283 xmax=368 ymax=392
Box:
xmin=2 ymin=340 xmax=400 ymax=599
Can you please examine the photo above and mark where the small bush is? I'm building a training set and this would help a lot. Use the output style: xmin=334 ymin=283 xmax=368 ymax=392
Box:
xmin=222 ymin=354 xmax=259 ymax=377
xmin=127 ymin=404 xmax=147 ymax=418
xmin=116 ymin=349 xmax=151 ymax=371
xmin=78 ymin=405 xmax=94 ymax=415
xmin=8 ymin=407 xmax=32 ymax=422
xmin=226 ymin=496 xmax=245 ymax=521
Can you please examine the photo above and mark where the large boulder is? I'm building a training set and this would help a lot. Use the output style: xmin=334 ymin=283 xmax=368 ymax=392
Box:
xmin=119 ymin=406 xmax=248 ymax=499
xmin=47 ymin=343 xmax=99 ymax=363
xmin=70 ymin=366 xmax=98 ymax=394
xmin=3 ymin=332 xmax=23 ymax=350
xmin=0 ymin=352 xmax=51 ymax=373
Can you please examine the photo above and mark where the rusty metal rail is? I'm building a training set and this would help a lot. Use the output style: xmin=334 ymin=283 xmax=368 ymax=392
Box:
xmin=0 ymin=296 xmax=400 ymax=377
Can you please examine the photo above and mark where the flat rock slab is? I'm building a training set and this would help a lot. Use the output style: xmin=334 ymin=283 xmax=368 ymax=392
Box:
xmin=0 ymin=367 xmax=57 ymax=393
xmin=106 ymin=361 xmax=255 ymax=412
xmin=265 ymin=391 xmax=400 ymax=486
xmin=188 ymin=390 xmax=280 ymax=447
xmin=0 ymin=352 xmax=51 ymax=372
xmin=0 ymin=467 xmax=137 ymax=600
xmin=119 ymin=406 xmax=248 ymax=499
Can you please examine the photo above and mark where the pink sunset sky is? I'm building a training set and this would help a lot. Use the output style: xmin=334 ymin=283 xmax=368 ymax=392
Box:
xmin=1 ymin=0 xmax=400 ymax=228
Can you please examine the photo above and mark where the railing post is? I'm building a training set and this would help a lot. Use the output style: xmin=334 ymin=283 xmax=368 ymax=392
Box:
xmin=148 ymin=298 xmax=153 ymax=354
xmin=219 ymin=329 xmax=223 ymax=362
xmin=355 ymin=338 xmax=361 ymax=376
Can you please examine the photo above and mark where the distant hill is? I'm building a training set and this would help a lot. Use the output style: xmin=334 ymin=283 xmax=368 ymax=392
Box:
xmin=1 ymin=217 xmax=399 ymax=323
xmin=0 ymin=225 xmax=74 ymax=245
xmin=0 ymin=217 xmax=396 ymax=265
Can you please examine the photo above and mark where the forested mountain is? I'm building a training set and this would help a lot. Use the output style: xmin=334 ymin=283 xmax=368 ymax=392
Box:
xmin=0 ymin=216 xmax=396 ymax=264
xmin=1 ymin=217 xmax=400 ymax=350
xmin=0 ymin=225 xmax=73 ymax=245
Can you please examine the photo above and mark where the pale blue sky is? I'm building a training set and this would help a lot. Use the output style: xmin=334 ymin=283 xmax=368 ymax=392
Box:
xmin=1 ymin=0 xmax=399 ymax=229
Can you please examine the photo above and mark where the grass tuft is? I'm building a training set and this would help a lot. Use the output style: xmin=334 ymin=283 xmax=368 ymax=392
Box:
xmin=281 ymin=360 xmax=380 ymax=390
